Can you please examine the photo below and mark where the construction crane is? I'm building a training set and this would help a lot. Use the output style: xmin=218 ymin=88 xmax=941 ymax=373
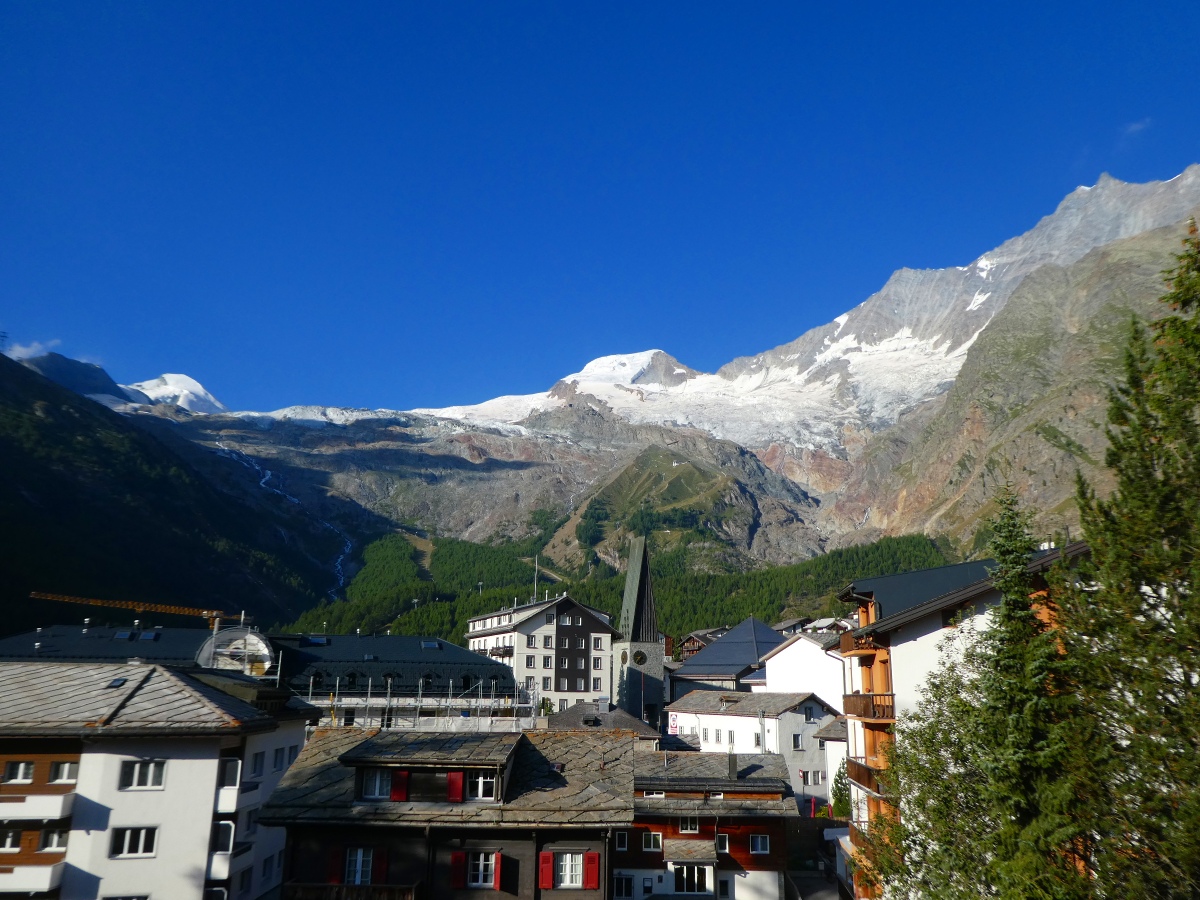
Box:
xmin=29 ymin=592 xmax=247 ymax=628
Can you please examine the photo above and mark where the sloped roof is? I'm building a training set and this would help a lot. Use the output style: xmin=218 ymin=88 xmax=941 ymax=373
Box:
xmin=633 ymin=751 xmax=795 ymax=816
xmin=759 ymin=630 xmax=841 ymax=664
xmin=812 ymin=717 xmax=848 ymax=742
xmin=667 ymin=690 xmax=835 ymax=718
xmin=0 ymin=625 xmax=211 ymax=664
xmin=340 ymin=732 xmax=521 ymax=766
xmin=546 ymin=702 xmax=660 ymax=737
xmin=620 ymin=537 xmax=660 ymax=643
xmin=0 ymin=661 xmax=277 ymax=736
xmin=261 ymin=729 xmax=639 ymax=828
xmin=838 ymin=560 xmax=995 ymax=618
xmin=672 ymin=617 xmax=785 ymax=678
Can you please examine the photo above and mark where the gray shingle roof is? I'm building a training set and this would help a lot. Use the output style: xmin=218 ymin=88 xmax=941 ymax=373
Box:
xmin=666 ymin=690 xmax=835 ymax=718
xmin=664 ymin=838 xmax=718 ymax=863
xmin=672 ymin=618 xmax=785 ymax=678
xmin=546 ymin=702 xmax=660 ymax=737
xmin=632 ymin=752 xmax=795 ymax=816
xmin=340 ymin=732 xmax=522 ymax=766
xmin=0 ymin=662 xmax=276 ymax=736
xmin=620 ymin=537 xmax=660 ymax=643
xmin=812 ymin=717 xmax=847 ymax=742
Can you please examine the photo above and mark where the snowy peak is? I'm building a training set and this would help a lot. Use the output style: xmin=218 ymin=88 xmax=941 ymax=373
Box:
xmin=560 ymin=350 xmax=703 ymax=389
xmin=125 ymin=374 xmax=227 ymax=414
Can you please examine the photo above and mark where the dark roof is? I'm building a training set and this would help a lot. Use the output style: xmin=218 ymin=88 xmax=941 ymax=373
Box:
xmin=0 ymin=625 xmax=212 ymax=664
xmin=838 ymin=559 xmax=995 ymax=618
xmin=546 ymin=702 xmax=660 ymax=737
xmin=667 ymin=690 xmax=835 ymax=718
xmin=339 ymin=732 xmax=521 ymax=767
xmin=620 ymin=537 xmax=660 ymax=643
xmin=672 ymin=617 xmax=785 ymax=678
xmin=812 ymin=717 xmax=847 ymax=742
xmin=466 ymin=594 xmax=615 ymax=638
xmin=262 ymin=729 xmax=640 ymax=828
xmin=633 ymin=752 xmax=795 ymax=816
xmin=0 ymin=662 xmax=279 ymax=737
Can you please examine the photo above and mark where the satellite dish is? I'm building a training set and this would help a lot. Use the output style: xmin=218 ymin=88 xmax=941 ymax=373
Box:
xmin=196 ymin=627 xmax=274 ymax=676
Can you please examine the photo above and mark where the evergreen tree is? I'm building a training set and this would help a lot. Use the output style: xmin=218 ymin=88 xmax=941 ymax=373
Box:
xmin=1068 ymin=220 xmax=1200 ymax=897
xmin=831 ymin=759 xmax=851 ymax=819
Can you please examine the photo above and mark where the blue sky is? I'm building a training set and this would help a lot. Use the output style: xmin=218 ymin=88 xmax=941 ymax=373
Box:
xmin=1 ymin=3 xmax=1197 ymax=411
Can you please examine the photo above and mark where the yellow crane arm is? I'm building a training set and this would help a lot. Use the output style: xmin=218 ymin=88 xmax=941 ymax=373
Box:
xmin=29 ymin=591 xmax=240 ymax=625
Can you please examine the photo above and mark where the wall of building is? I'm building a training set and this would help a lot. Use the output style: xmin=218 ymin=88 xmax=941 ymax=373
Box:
xmin=889 ymin=601 xmax=995 ymax=719
xmin=762 ymin=641 xmax=844 ymax=714
xmin=237 ymin=720 xmax=307 ymax=900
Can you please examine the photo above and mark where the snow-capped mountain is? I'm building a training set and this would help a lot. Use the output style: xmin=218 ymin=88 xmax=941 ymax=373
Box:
xmin=412 ymin=165 xmax=1200 ymax=453
xmin=123 ymin=374 xmax=227 ymax=414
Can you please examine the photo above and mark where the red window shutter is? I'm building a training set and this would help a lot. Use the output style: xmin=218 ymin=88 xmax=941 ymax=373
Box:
xmin=584 ymin=852 xmax=600 ymax=890
xmin=390 ymin=770 xmax=409 ymax=801
xmin=450 ymin=850 xmax=467 ymax=889
xmin=539 ymin=851 xmax=555 ymax=889
xmin=328 ymin=847 xmax=344 ymax=885
xmin=373 ymin=846 xmax=389 ymax=885
xmin=447 ymin=770 xmax=465 ymax=803
xmin=493 ymin=852 xmax=503 ymax=891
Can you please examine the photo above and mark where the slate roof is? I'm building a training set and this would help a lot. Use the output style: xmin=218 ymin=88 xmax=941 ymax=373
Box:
xmin=664 ymin=838 xmax=718 ymax=863
xmin=667 ymin=690 xmax=835 ymax=718
xmin=633 ymin=752 xmax=795 ymax=816
xmin=261 ymin=729 xmax=640 ymax=828
xmin=812 ymin=717 xmax=847 ymax=742
xmin=340 ymin=732 xmax=521 ymax=767
xmin=466 ymin=595 xmax=615 ymax=638
xmin=672 ymin=618 xmax=785 ymax=679
xmin=0 ymin=661 xmax=279 ymax=737
xmin=546 ymin=702 xmax=660 ymax=738
xmin=837 ymin=560 xmax=995 ymax=618
xmin=620 ymin=537 xmax=660 ymax=643
xmin=0 ymin=625 xmax=212 ymax=664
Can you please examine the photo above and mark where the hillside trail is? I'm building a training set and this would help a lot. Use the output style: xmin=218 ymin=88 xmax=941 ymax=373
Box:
xmin=400 ymin=531 xmax=435 ymax=578
xmin=519 ymin=558 xmax=564 ymax=583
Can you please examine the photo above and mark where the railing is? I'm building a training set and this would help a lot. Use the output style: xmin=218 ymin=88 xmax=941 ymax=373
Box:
xmin=845 ymin=757 xmax=883 ymax=794
xmin=0 ymin=861 xmax=65 ymax=892
xmin=0 ymin=792 xmax=74 ymax=820
xmin=488 ymin=646 xmax=514 ymax=658
xmin=282 ymin=884 xmax=418 ymax=900
xmin=842 ymin=692 xmax=895 ymax=721
xmin=839 ymin=631 xmax=886 ymax=656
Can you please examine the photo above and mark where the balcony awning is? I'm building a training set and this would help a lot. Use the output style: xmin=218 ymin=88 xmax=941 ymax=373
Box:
xmin=663 ymin=838 xmax=718 ymax=865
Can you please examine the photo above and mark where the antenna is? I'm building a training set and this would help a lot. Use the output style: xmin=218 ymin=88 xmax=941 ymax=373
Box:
xmin=533 ymin=555 xmax=538 ymax=606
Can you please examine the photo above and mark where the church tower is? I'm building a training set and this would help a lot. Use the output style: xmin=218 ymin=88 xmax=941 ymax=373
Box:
xmin=613 ymin=536 xmax=665 ymax=729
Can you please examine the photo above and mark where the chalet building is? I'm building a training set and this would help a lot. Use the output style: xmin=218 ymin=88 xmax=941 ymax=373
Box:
xmin=755 ymin=633 xmax=843 ymax=713
xmin=668 ymin=619 xmax=786 ymax=702
xmin=0 ymin=661 xmax=314 ymax=900
xmin=260 ymin=725 xmax=797 ymax=900
xmin=0 ymin=626 xmax=519 ymax=725
xmin=664 ymin=692 xmax=839 ymax=813
xmin=676 ymin=627 xmax=730 ymax=661
xmin=837 ymin=546 xmax=1087 ymax=898
xmin=463 ymin=536 xmax=666 ymax=728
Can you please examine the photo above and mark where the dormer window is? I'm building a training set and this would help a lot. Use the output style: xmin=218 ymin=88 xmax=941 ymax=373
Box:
xmin=362 ymin=768 xmax=391 ymax=800
xmin=467 ymin=772 xmax=497 ymax=801
xmin=346 ymin=673 xmax=359 ymax=690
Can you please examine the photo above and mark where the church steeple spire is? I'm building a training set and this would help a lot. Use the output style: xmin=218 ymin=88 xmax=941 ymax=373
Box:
xmin=620 ymin=535 xmax=659 ymax=642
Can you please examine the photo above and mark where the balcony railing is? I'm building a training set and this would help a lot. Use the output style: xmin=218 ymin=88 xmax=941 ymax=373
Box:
xmin=282 ymin=884 xmax=418 ymax=900
xmin=488 ymin=646 xmax=514 ymax=658
xmin=842 ymin=692 xmax=895 ymax=722
xmin=0 ymin=861 xmax=65 ymax=893
xmin=838 ymin=631 xmax=886 ymax=657
xmin=0 ymin=791 xmax=74 ymax=820
xmin=845 ymin=757 xmax=883 ymax=795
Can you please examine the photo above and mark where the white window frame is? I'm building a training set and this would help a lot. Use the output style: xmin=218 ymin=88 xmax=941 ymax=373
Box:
xmin=555 ymin=851 xmax=583 ymax=888
xmin=273 ymin=748 xmax=285 ymax=771
xmin=2 ymin=761 xmax=33 ymax=784
xmin=643 ymin=831 xmax=663 ymax=851
xmin=754 ymin=733 xmax=762 ymax=748
xmin=643 ymin=790 xmax=664 ymax=798
xmin=110 ymin=826 xmax=158 ymax=858
xmin=560 ymin=614 xmax=571 ymax=626
xmin=593 ymin=637 xmax=604 ymax=650
xmin=250 ymin=752 xmax=265 ymax=778
xmin=212 ymin=820 xmax=235 ymax=853
xmin=345 ymin=847 xmax=373 ymax=885
xmin=467 ymin=850 xmax=495 ymax=888
xmin=702 ymin=728 xmax=709 ymax=742
xmin=544 ymin=656 xmax=552 ymax=669
xmin=39 ymin=828 xmax=69 ymax=851
xmin=542 ymin=677 xmax=552 ymax=690
xmin=467 ymin=772 xmax=497 ymax=801
xmin=615 ymin=875 xmax=634 ymax=898
xmin=679 ymin=816 xmax=699 ymax=834
xmin=750 ymin=834 xmax=769 ymax=855
xmin=526 ymin=655 xmax=536 ymax=668
xmin=716 ymin=833 xmax=729 ymax=853
xmin=791 ymin=734 xmax=802 ymax=751
xmin=119 ymin=760 xmax=165 ymax=791
xmin=592 ymin=677 xmax=602 ymax=691
xmin=672 ymin=864 xmax=709 ymax=894
xmin=361 ymin=768 xmax=392 ymax=800
xmin=575 ymin=678 xmax=585 ymax=691
xmin=0 ymin=828 xmax=20 ymax=852
xmin=714 ymin=729 xmax=722 ymax=744
xmin=49 ymin=761 xmax=78 ymax=783
xmin=592 ymin=657 xmax=603 ymax=670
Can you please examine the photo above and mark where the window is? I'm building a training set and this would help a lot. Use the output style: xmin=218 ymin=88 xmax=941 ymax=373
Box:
xmin=559 ymin=699 xmax=568 ymax=711
xmin=716 ymin=834 xmax=729 ymax=854
xmin=546 ymin=613 xmax=556 ymax=624
xmin=754 ymin=733 xmax=762 ymax=748
xmin=467 ymin=772 xmax=497 ymax=800
xmin=791 ymin=734 xmax=802 ymax=751
xmin=346 ymin=847 xmax=373 ymax=885
xmin=110 ymin=827 xmax=157 ymax=858
xmin=576 ymin=679 xmax=585 ymax=691
xmin=50 ymin=761 xmax=78 ymax=783
xmin=576 ymin=638 xmax=586 ymax=649
xmin=750 ymin=834 xmax=769 ymax=855
xmin=544 ymin=656 xmax=552 ymax=669
xmin=273 ymin=748 xmax=285 ymax=771
xmin=560 ymin=657 xmax=568 ymax=668
xmin=262 ymin=854 xmax=274 ymax=881
xmin=527 ymin=635 xmax=538 ymax=648
xmin=718 ymin=880 xmax=730 ymax=899
xmin=212 ymin=821 xmax=235 ymax=853
xmin=593 ymin=637 xmax=603 ymax=650
xmin=643 ymin=831 xmax=663 ymax=850
xmin=525 ymin=676 xmax=535 ymax=690
xmin=576 ymin=658 xmax=586 ymax=669
xmin=615 ymin=831 xmax=628 ymax=851
xmin=560 ymin=637 xmax=570 ymax=648
xmin=702 ymin=728 xmax=709 ymax=742
xmin=575 ymin=616 xmax=583 ymax=626
xmin=679 ymin=816 xmax=699 ymax=833
xmin=728 ymin=731 xmax=734 ymax=747
xmin=708 ymin=791 xmax=724 ymax=799
xmin=237 ymin=867 xmax=253 ymax=897
xmin=560 ymin=614 xmax=571 ymax=626
xmin=1 ymin=828 xmax=19 ymax=852
xmin=803 ymin=705 xmax=816 ymax=722
xmin=714 ymin=729 xmax=722 ymax=744
xmin=526 ymin=655 xmax=536 ymax=668
xmin=559 ymin=678 xmax=568 ymax=691
xmin=643 ymin=790 xmax=664 ymax=798
xmin=818 ymin=739 xmax=826 ymax=752
xmin=362 ymin=768 xmax=392 ymax=799
xmin=615 ymin=875 xmax=633 ymax=898
xmin=343 ymin=710 xmax=357 ymax=726
xmin=468 ymin=851 xmax=495 ymax=887
xmin=288 ymin=744 xmax=299 ymax=764
xmin=2 ymin=761 xmax=33 ymax=783
xmin=592 ymin=677 xmax=602 ymax=691
xmin=250 ymin=752 xmax=265 ymax=778
xmin=673 ymin=865 xmax=707 ymax=893
xmin=119 ymin=760 xmax=165 ymax=790
xmin=244 ymin=809 xmax=259 ymax=836
xmin=555 ymin=851 xmax=583 ymax=887
xmin=643 ymin=878 xmax=654 ymax=896
xmin=542 ymin=677 xmax=552 ymax=690
xmin=544 ymin=635 xmax=554 ymax=648
xmin=40 ymin=828 xmax=69 ymax=851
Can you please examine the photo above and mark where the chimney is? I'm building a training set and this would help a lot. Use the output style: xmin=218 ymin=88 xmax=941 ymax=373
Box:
xmin=727 ymin=751 xmax=737 ymax=781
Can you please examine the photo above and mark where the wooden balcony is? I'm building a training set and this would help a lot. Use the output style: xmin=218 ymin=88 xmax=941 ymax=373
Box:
xmin=838 ymin=631 xmax=886 ymax=657
xmin=488 ymin=646 xmax=514 ymax=658
xmin=845 ymin=757 xmax=884 ymax=795
xmin=283 ymin=885 xmax=417 ymax=900
xmin=842 ymin=692 xmax=895 ymax=722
